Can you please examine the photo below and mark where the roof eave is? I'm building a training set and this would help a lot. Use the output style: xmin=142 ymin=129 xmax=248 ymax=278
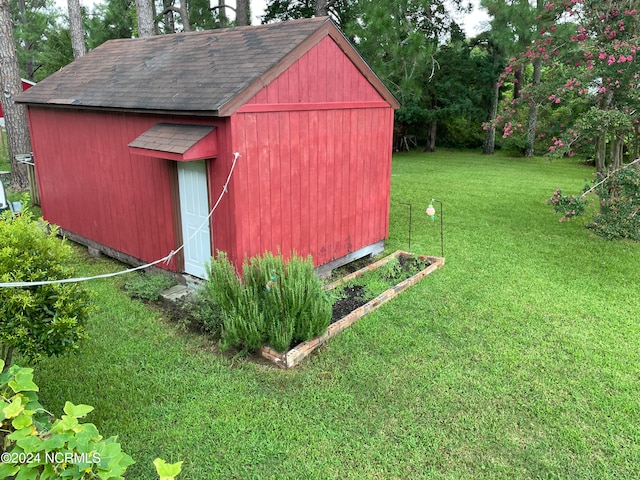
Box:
xmin=18 ymin=102 xmax=223 ymax=118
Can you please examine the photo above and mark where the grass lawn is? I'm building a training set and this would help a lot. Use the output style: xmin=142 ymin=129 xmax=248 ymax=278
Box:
xmin=0 ymin=130 xmax=9 ymax=171
xmin=31 ymin=150 xmax=640 ymax=479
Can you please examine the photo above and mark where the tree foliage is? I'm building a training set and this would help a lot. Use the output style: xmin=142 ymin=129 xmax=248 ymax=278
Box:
xmin=494 ymin=0 xmax=640 ymax=168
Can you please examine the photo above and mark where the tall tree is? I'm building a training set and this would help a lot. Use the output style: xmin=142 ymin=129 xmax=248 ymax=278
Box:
xmin=35 ymin=25 xmax=73 ymax=79
xmin=235 ymin=0 xmax=249 ymax=26
xmin=10 ymin=0 xmax=61 ymax=81
xmin=85 ymin=0 xmax=134 ymax=49
xmin=523 ymin=0 xmax=544 ymax=157
xmin=499 ymin=0 xmax=640 ymax=173
xmin=135 ymin=0 xmax=155 ymax=37
xmin=67 ymin=0 xmax=86 ymax=58
xmin=161 ymin=0 xmax=191 ymax=31
xmin=315 ymin=0 xmax=327 ymax=16
xmin=480 ymin=0 xmax=542 ymax=155
xmin=0 ymin=0 xmax=31 ymax=189
xmin=345 ymin=0 xmax=469 ymax=151
xmin=474 ymin=32 xmax=505 ymax=154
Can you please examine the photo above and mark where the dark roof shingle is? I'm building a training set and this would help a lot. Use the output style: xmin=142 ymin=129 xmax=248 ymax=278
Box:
xmin=128 ymin=123 xmax=215 ymax=154
xmin=16 ymin=17 xmax=330 ymax=115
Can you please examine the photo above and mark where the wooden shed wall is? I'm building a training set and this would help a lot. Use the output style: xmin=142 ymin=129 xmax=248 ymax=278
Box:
xmin=27 ymin=108 xmax=236 ymax=269
xmin=243 ymin=36 xmax=386 ymax=106
xmin=230 ymin=36 xmax=394 ymax=266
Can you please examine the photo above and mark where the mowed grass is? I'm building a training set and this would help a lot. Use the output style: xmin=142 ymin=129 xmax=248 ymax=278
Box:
xmin=32 ymin=150 xmax=640 ymax=479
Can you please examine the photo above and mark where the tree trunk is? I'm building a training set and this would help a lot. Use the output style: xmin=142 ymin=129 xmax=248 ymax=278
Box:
xmin=68 ymin=0 xmax=86 ymax=59
xmin=609 ymin=135 xmax=623 ymax=171
xmin=513 ymin=65 xmax=524 ymax=100
xmin=483 ymin=80 xmax=499 ymax=155
xmin=483 ymin=45 xmax=501 ymax=155
xmin=0 ymin=0 xmax=31 ymax=190
xmin=236 ymin=0 xmax=249 ymax=26
xmin=525 ymin=56 xmax=542 ymax=157
xmin=136 ymin=0 xmax=155 ymax=37
xmin=217 ymin=0 xmax=227 ymax=28
xmin=595 ymin=134 xmax=607 ymax=173
xmin=425 ymin=121 xmax=437 ymax=152
xmin=315 ymin=0 xmax=328 ymax=16
xmin=163 ymin=0 xmax=175 ymax=33
xmin=179 ymin=0 xmax=190 ymax=31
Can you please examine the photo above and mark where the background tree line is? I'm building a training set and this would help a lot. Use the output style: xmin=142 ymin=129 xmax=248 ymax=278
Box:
xmin=2 ymin=0 xmax=639 ymax=184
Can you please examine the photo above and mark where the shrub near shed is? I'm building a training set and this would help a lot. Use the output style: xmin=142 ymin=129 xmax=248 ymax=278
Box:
xmin=0 ymin=207 xmax=93 ymax=368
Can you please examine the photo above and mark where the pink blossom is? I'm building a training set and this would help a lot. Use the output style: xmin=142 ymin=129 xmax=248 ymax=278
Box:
xmin=608 ymin=55 xmax=616 ymax=65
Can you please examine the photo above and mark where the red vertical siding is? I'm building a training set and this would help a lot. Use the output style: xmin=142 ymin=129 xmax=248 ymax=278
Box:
xmin=231 ymin=106 xmax=393 ymax=266
xmin=28 ymin=108 xmax=235 ymax=271
xmin=230 ymin=33 xmax=395 ymax=267
xmin=243 ymin=37 xmax=387 ymax=106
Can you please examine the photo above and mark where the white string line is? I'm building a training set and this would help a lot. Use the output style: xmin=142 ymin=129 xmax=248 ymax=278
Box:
xmin=0 ymin=152 xmax=240 ymax=288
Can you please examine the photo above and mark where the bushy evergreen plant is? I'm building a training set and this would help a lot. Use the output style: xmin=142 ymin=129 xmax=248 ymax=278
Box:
xmin=204 ymin=252 xmax=332 ymax=353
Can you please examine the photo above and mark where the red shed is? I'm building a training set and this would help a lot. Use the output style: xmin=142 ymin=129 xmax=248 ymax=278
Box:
xmin=16 ymin=18 xmax=399 ymax=278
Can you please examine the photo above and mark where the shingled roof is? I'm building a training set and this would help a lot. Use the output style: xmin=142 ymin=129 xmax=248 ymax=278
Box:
xmin=16 ymin=17 xmax=396 ymax=116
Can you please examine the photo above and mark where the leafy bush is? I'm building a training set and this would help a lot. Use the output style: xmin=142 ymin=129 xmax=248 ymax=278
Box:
xmin=0 ymin=207 xmax=94 ymax=367
xmin=170 ymin=288 xmax=224 ymax=335
xmin=205 ymin=252 xmax=332 ymax=353
xmin=588 ymin=166 xmax=640 ymax=240
xmin=548 ymin=188 xmax=588 ymax=223
xmin=0 ymin=360 xmax=182 ymax=479
xmin=124 ymin=271 xmax=178 ymax=301
xmin=550 ymin=164 xmax=640 ymax=240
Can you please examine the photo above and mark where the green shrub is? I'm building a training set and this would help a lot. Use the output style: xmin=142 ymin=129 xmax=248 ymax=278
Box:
xmin=204 ymin=252 xmax=332 ymax=353
xmin=550 ymin=164 xmax=640 ymax=240
xmin=124 ymin=271 xmax=178 ymax=301
xmin=0 ymin=207 xmax=94 ymax=368
xmin=588 ymin=166 xmax=640 ymax=241
xmin=0 ymin=360 xmax=182 ymax=479
xmin=170 ymin=288 xmax=224 ymax=335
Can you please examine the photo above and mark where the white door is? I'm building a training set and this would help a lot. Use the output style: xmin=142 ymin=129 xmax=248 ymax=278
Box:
xmin=177 ymin=161 xmax=211 ymax=278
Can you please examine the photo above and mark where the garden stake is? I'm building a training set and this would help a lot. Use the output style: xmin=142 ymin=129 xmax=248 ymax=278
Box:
xmin=429 ymin=198 xmax=444 ymax=258
xmin=399 ymin=202 xmax=412 ymax=249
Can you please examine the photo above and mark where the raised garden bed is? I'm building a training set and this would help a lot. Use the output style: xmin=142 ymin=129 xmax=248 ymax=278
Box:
xmin=259 ymin=250 xmax=445 ymax=369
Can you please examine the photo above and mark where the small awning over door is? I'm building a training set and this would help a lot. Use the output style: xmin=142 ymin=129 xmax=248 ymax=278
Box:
xmin=128 ymin=123 xmax=217 ymax=161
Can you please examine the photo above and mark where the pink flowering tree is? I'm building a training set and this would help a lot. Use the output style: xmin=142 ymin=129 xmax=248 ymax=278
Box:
xmin=493 ymin=0 xmax=640 ymax=172
xmin=493 ymin=0 xmax=640 ymax=237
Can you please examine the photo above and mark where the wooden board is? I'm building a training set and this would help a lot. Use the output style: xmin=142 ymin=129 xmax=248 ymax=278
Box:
xmin=259 ymin=251 xmax=445 ymax=369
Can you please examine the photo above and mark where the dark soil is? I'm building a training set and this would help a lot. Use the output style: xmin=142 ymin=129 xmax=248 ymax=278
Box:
xmin=331 ymin=284 xmax=368 ymax=323
xmin=329 ymin=254 xmax=432 ymax=324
